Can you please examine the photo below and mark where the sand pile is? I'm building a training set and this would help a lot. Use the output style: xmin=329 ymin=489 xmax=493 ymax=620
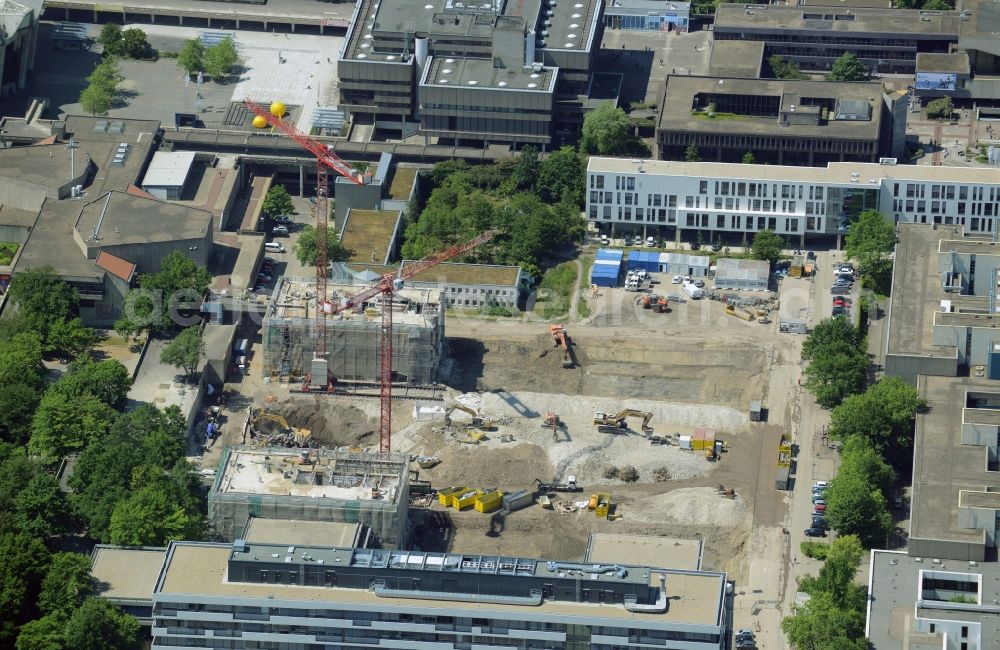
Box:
xmin=630 ymin=487 xmax=747 ymax=526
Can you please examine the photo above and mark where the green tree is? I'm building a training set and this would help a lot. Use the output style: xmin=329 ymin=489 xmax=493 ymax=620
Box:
xmin=824 ymin=472 xmax=894 ymax=547
xmin=684 ymin=143 xmax=701 ymax=162
xmin=829 ymin=376 xmax=924 ymax=461
xmin=6 ymin=267 xmax=78 ymax=343
xmin=177 ymin=38 xmax=205 ymax=75
xmin=826 ymin=52 xmax=869 ymax=82
xmin=64 ymin=598 xmax=140 ymax=650
xmin=0 ymin=533 xmax=50 ymax=643
xmin=37 ymin=553 xmax=93 ymax=617
xmin=802 ymin=339 xmax=869 ymax=408
xmin=580 ymin=102 xmax=650 ymax=157
xmin=88 ymin=59 xmax=124 ymax=90
xmin=97 ymin=23 xmax=123 ymax=55
xmin=802 ymin=317 xmax=862 ymax=360
xmin=781 ymin=591 xmax=868 ymax=650
xmin=262 ymin=184 xmax=294 ymax=217
xmin=809 ymin=535 xmax=866 ymax=610
xmin=741 ymin=151 xmax=756 ymax=165
xmin=750 ymin=229 xmax=784 ymax=265
xmin=0 ymin=332 xmax=45 ymax=390
xmin=15 ymin=614 xmax=66 ymax=650
xmin=536 ymin=146 xmax=584 ymax=205
xmin=509 ymin=145 xmax=539 ymax=192
xmin=293 ymin=225 xmax=349 ymax=266
xmin=120 ymin=28 xmax=152 ymax=59
xmin=160 ymin=326 xmax=204 ymax=378
xmin=81 ymin=59 xmax=124 ymax=114
xmin=28 ymin=392 xmax=118 ymax=460
xmin=54 ymin=357 xmax=133 ymax=410
xmin=926 ymin=96 xmax=954 ymax=120
xmin=837 ymin=437 xmax=896 ymax=497
xmin=844 ymin=209 xmax=896 ymax=284
xmin=46 ymin=317 xmax=94 ymax=359
xmin=12 ymin=472 xmax=69 ymax=538
xmin=118 ymin=251 xmax=211 ymax=334
xmin=768 ymin=54 xmax=807 ymax=80
xmin=0 ymin=382 xmax=41 ymax=445
xmin=204 ymin=37 xmax=238 ymax=79
xmin=109 ymin=482 xmax=200 ymax=545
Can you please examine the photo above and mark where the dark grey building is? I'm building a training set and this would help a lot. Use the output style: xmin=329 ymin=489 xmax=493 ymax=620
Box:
xmin=338 ymin=0 xmax=603 ymax=147
xmin=655 ymin=76 xmax=891 ymax=165
xmin=713 ymin=3 xmax=960 ymax=75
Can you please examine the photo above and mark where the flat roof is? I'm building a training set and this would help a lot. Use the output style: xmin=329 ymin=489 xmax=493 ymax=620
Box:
xmin=714 ymin=3 xmax=962 ymax=37
xmin=265 ymin=276 xmax=443 ymax=326
xmin=959 ymin=0 xmax=1000 ymax=55
xmin=604 ymin=0 xmax=688 ymax=14
xmin=349 ymin=260 xmax=521 ymax=287
xmin=585 ymin=534 xmax=702 ymax=571
xmin=91 ymin=546 xmax=167 ymax=602
xmin=867 ymin=550 xmax=1000 ymax=650
xmin=156 ymin=542 xmax=726 ymax=625
xmin=141 ymin=151 xmax=196 ymax=188
xmin=422 ymin=57 xmax=557 ymax=92
xmin=716 ymin=257 xmax=769 ymax=282
xmin=886 ymin=224 xmax=963 ymax=360
xmin=916 ymin=51 xmax=970 ymax=74
xmin=586 ymin=157 xmax=1000 ymax=186
xmin=75 ymin=190 xmax=213 ymax=248
xmin=340 ymin=209 xmax=400 ymax=264
xmin=657 ymin=76 xmax=884 ymax=140
xmin=388 ymin=166 xmax=418 ymax=200
xmin=707 ymin=40 xmax=765 ymax=78
xmin=0 ymin=204 xmax=38 ymax=228
xmin=215 ymin=447 xmax=405 ymax=501
xmin=243 ymin=519 xmax=363 ymax=548
xmin=910 ymin=374 xmax=1000 ymax=546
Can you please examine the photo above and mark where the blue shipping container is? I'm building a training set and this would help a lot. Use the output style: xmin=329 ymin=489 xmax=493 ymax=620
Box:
xmin=596 ymin=248 xmax=624 ymax=262
xmin=627 ymin=251 xmax=659 ymax=272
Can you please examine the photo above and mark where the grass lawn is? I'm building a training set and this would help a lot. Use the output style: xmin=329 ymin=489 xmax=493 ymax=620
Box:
xmin=0 ymin=242 xmax=19 ymax=266
xmin=535 ymin=261 xmax=577 ymax=319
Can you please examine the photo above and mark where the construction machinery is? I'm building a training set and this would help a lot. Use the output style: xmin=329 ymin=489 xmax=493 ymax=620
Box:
xmin=594 ymin=493 xmax=613 ymax=518
xmin=640 ymin=294 xmax=669 ymax=313
xmin=593 ymin=409 xmax=654 ymax=435
xmin=549 ymin=324 xmax=573 ymax=368
xmin=248 ymin=409 xmax=313 ymax=447
xmin=541 ymin=412 xmax=565 ymax=442
xmin=245 ymin=99 xmax=494 ymax=454
xmin=534 ymin=476 xmax=583 ymax=493
xmin=444 ymin=403 xmax=498 ymax=432
xmin=725 ymin=304 xmax=755 ymax=322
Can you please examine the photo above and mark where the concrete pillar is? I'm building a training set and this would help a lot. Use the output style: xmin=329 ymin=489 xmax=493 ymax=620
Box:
xmin=800 ymin=231 xmax=805 ymax=248
xmin=778 ymin=150 xmax=784 ymax=165
xmin=674 ymin=226 xmax=681 ymax=243
xmin=18 ymin=34 xmax=29 ymax=88
xmin=64 ymin=7 xmax=69 ymax=20
xmin=291 ymin=23 xmax=296 ymax=33
xmin=179 ymin=15 xmax=183 ymax=25
xmin=235 ymin=17 xmax=240 ymax=29
xmin=150 ymin=12 xmax=155 ymax=23
xmin=207 ymin=17 xmax=212 ymax=27
xmin=92 ymin=9 xmax=97 ymax=22
xmin=299 ymin=165 xmax=305 ymax=197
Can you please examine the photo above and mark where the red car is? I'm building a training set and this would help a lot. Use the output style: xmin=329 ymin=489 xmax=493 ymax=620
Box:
xmin=833 ymin=297 xmax=851 ymax=306
xmin=814 ymin=503 xmax=827 ymax=513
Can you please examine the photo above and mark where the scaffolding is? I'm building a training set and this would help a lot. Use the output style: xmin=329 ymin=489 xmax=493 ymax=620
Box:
xmin=208 ymin=446 xmax=410 ymax=548
xmin=262 ymin=277 xmax=444 ymax=384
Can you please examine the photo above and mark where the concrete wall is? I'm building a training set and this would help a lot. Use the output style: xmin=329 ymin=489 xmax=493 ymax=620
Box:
xmin=0 ymin=225 xmax=29 ymax=244
xmin=334 ymin=178 xmax=383 ymax=225
xmin=97 ymin=236 xmax=211 ymax=274
xmin=909 ymin=536 xmax=987 ymax=562
xmin=79 ymin=272 xmax=131 ymax=328
xmin=885 ymin=352 xmax=958 ymax=386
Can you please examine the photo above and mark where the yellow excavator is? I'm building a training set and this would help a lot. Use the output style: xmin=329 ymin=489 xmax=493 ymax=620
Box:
xmin=249 ymin=410 xmax=313 ymax=446
xmin=593 ymin=409 xmax=654 ymax=435
xmin=444 ymin=404 xmax=498 ymax=433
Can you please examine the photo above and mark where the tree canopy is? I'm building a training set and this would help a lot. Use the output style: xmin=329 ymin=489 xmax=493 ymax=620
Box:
xmin=116 ymin=251 xmax=211 ymax=335
xmin=204 ymin=37 xmax=238 ymax=79
xmin=64 ymin=599 xmax=140 ymax=650
xmin=769 ymin=54 xmax=807 ymax=80
xmin=750 ymin=229 xmax=784 ymax=265
xmin=293 ymin=226 xmax=349 ymax=267
xmin=844 ymin=210 xmax=896 ymax=286
xmin=801 ymin=317 xmax=869 ymax=409
xmin=79 ymin=60 xmax=122 ymax=115
xmin=37 ymin=553 xmax=93 ymax=617
xmin=6 ymin=267 xmax=78 ymax=346
xmin=926 ymin=96 xmax=954 ymax=120
xmin=826 ymin=52 xmax=869 ymax=81
xmin=262 ymin=184 xmax=294 ymax=217
xmin=580 ymin=102 xmax=650 ymax=157
xmin=0 ymin=533 xmax=50 ymax=643
xmin=824 ymin=472 xmax=894 ymax=547
xmin=536 ymin=147 xmax=585 ymax=205
xmin=99 ymin=24 xmax=152 ymax=59
xmin=684 ymin=144 xmax=701 ymax=162
xmin=177 ymin=39 xmax=206 ymax=75
xmin=160 ymin=326 xmax=204 ymax=378
xmin=828 ymin=376 xmax=924 ymax=465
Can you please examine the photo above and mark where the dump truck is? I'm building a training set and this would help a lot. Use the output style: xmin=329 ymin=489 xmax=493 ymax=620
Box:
xmin=725 ymin=304 xmax=755 ymax=321
xmin=593 ymin=409 xmax=654 ymax=435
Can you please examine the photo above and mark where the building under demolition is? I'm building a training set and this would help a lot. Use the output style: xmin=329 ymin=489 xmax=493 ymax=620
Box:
xmin=207 ymin=446 xmax=410 ymax=548
xmin=261 ymin=276 xmax=444 ymax=383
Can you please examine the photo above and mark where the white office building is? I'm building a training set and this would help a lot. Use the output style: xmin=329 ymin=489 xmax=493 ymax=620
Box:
xmin=150 ymin=541 xmax=730 ymax=649
xmin=586 ymin=157 xmax=1000 ymax=245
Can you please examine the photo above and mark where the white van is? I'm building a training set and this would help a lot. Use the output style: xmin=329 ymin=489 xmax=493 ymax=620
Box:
xmin=265 ymin=242 xmax=286 ymax=253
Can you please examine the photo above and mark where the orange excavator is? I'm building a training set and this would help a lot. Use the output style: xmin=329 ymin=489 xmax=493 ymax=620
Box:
xmin=549 ymin=324 xmax=573 ymax=368
xmin=641 ymin=294 xmax=669 ymax=313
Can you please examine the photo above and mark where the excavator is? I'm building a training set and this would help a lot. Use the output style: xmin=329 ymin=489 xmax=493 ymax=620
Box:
xmin=593 ymin=409 xmax=654 ymax=435
xmin=249 ymin=409 xmax=313 ymax=447
xmin=549 ymin=324 xmax=574 ymax=368
xmin=444 ymin=404 xmax=498 ymax=432
xmin=641 ymin=294 xmax=669 ymax=313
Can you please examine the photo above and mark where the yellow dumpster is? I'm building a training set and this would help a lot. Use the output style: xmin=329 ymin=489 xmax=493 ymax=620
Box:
xmin=438 ymin=487 xmax=465 ymax=507
xmin=475 ymin=490 xmax=504 ymax=513
xmin=453 ymin=489 xmax=482 ymax=510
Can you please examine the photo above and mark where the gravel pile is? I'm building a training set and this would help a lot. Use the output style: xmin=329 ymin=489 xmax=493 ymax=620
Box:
xmin=631 ymin=487 xmax=748 ymax=527
xmin=567 ymin=436 xmax=712 ymax=485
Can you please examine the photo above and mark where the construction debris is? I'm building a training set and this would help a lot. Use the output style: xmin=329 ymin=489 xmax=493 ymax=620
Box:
xmin=248 ymin=408 xmax=316 ymax=448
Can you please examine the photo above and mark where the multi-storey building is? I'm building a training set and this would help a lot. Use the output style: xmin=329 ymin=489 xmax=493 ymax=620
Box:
xmin=150 ymin=540 xmax=730 ymax=649
xmin=338 ymin=0 xmax=603 ymax=147
xmin=586 ymin=157 xmax=1000 ymax=245
xmin=713 ymin=3 xmax=959 ymax=75
xmin=655 ymin=76 xmax=901 ymax=166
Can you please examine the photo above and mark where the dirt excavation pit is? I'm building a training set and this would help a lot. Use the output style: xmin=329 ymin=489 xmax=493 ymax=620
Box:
xmin=271 ymin=399 xmax=379 ymax=447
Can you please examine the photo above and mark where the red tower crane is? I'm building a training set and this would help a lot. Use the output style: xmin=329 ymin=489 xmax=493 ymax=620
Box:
xmin=243 ymin=99 xmax=365 ymax=390
xmin=327 ymin=230 xmax=495 ymax=453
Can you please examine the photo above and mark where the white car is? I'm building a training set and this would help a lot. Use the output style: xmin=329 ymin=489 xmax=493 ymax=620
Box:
xmin=272 ymin=225 xmax=289 ymax=236
xmin=646 ymin=236 xmax=656 ymax=247
xmin=672 ymin=275 xmax=682 ymax=284
xmin=600 ymin=234 xmax=609 ymax=245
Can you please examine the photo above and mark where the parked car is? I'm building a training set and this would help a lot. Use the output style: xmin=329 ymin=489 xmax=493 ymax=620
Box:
xmin=812 ymin=516 xmax=829 ymax=529
xmin=684 ymin=275 xmax=692 ymax=283
xmin=807 ymin=251 xmax=816 ymax=261
xmin=833 ymin=297 xmax=848 ymax=307
xmin=894 ymin=495 xmax=904 ymax=509
xmin=812 ymin=486 xmax=827 ymax=495
xmin=690 ymin=242 xmax=701 ymax=250
xmin=695 ymin=279 xmax=705 ymax=288
xmin=812 ymin=496 xmax=826 ymax=505
xmin=832 ymin=307 xmax=847 ymax=317
xmin=646 ymin=236 xmax=657 ymax=247
xmin=711 ymin=241 xmax=723 ymax=252
xmin=600 ymin=234 xmax=609 ymax=245
xmin=831 ymin=285 xmax=850 ymax=295
xmin=804 ymin=527 xmax=827 ymax=537
xmin=272 ymin=214 xmax=292 ymax=224
xmin=272 ymin=225 xmax=290 ymax=236
xmin=814 ymin=481 xmax=828 ymax=488
xmin=672 ymin=275 xmax=682 ymax=284
xmin=736 ymin=640 xmax=757 ymax=650
xmin=814 ymin=503 xmax=827 ymax=512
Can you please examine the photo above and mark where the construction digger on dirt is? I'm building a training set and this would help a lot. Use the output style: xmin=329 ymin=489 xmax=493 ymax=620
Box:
xmin=549 ymin=324 xmax=574 ymax=368
xmin=593 ymin=409 xmax=654 ymax=435
xmin=444 ymin=404 xmax=498 ymax=432
xmin=249 ymin=409 xmax=313 ymax=446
